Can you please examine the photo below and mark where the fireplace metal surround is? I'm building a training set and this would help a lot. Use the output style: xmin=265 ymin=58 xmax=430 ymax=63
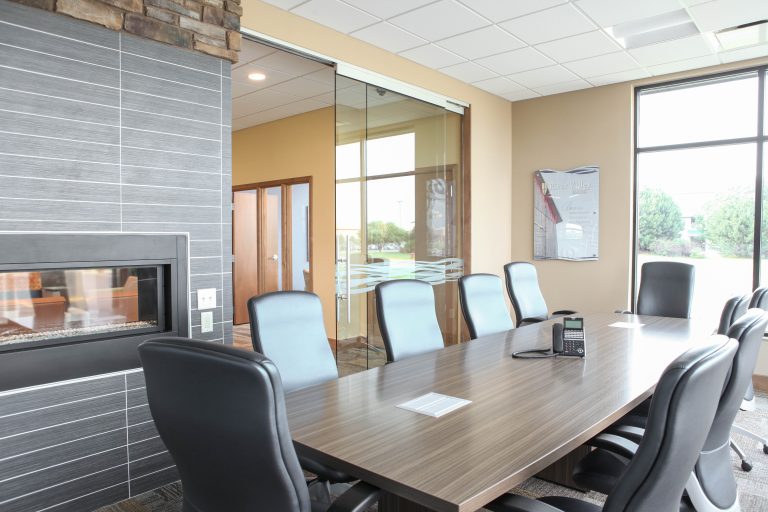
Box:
xmin=0 ymin=233 xmax=189 ymax=391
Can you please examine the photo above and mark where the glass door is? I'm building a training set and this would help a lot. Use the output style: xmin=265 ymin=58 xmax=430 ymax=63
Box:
xmin=335 ymin=76 xmax=464 ymax=374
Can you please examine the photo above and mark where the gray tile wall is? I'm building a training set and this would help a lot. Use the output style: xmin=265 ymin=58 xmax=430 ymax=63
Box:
xmin=0 ymin=0 xmax=232 ymax=509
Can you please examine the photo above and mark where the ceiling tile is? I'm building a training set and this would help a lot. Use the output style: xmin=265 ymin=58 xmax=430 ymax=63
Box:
xmin=501 ymin=89 xmax=541 ymax=101
xmin=587 ymin=67 xmax=651 ymax=86
xmin=499 ymin=4 xmax=597 ymax=45
xmin=399 ymin=44 xmax=466 ymax=68
xmin=689 ymin=0 xmax=768 ymax=33
xmin=388 ymin=0 xmax=490 ymax=42
xmin=718 ymin=43 xmax=768 ymax=63
xmin=564 ymin=51 xmax=640 ymax=77
xmin=273 ymin=76 xmax=335 ymax=98
xmin=310 ymin=91 xmax=336 ymax=105
xmin=234 ymin=40 xmax=277 ymax=69
xmin=534 ymin=79 xmax=592 ymax=95
xmin=456 ymin=0 xmax=568 ymax=23
xmin=231 ymin=63 xmax=295 ymax=87
xmin=261 ymin=0 xmax=308 ymax=9
xmin=574 ymin=0 xmax=685 ymax=28
xmin=233 ymin=89 xmax=303 ymax=117
xmin=647 ymin=54 xmax=720 ymax=75
xmin=254 ymin=51 xmax=328 ymax=75
xmin=439 ymin=61 xmax=497 ymax=82
xmin=628 ymin=34 xmax=713 ymax=67
xmin=436 ymin=26 xmax=525 ymax=60
xmin=475 ymin=47 xmax=554 ymax=75
xmin=536 ymin=30 xmax=622 ymax=63
xmin=507 ymin=65 xmax=580 ymax=88
xmin=471 ymin=76 xmax=527 ymax=95
xmin=291 ymin=0 xmax=379 ymax=34
xmin=351 ymin=22 xmax=427 ymax=53
xmin=304 ymin=68 xmax=336 ymax=86
xmin=342 ymin=0 xmax=436 ymax=19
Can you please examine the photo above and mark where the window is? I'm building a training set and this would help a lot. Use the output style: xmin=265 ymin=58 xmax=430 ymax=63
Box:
xmin=635 ymin=68 xmax=767 ymax=322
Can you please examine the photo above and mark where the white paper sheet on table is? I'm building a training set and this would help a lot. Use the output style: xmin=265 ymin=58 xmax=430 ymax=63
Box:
xmin=396 ymin=392 xmax=471 ymax=418
xmin=609 ymin=322 xmax=645 ymax=329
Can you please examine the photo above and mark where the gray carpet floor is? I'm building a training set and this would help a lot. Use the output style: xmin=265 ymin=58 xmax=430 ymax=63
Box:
xmin=98 ymin=392 xmax=768 ymax=512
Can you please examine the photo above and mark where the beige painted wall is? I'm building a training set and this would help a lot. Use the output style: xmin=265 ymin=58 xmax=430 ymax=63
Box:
xmin=232 ymin=107 xmax=336 ymax=333
xmin=510 ymin=57 xmax=768 ymax=375
xmin=240 ymin=1 xmax=513 ymax=280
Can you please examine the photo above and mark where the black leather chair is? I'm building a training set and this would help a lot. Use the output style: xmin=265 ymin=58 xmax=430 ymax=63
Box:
xmin=375 ymin=279 xmax=444 ymax=363
xmin=503 ymin=262 xmax=575 ymax=326
xmin=717 ymin=294 xmax=749 ymax=335
xmin=138 ymin=338 xmax=379 ymax=512
xmin=458 ymin=274 xmax=514 ymax=339
xmin=247 ymin=291 xmax=355 ymax=489
xmin=486 ymin=336 xmax=737 ymax=512
xmin=635 ymin=261 xmax=695 ymax=318
xmin=248 ymin=291 xmax=338 ymax=392
xmin=730 ymin=287 xmax=768 ymax=470
xmin=571 ymin=310 xmax=767 ymax=512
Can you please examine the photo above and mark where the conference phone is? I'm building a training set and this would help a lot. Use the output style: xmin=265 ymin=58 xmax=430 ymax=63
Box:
xmin=512 ymin=317 xmax=585 ymax=359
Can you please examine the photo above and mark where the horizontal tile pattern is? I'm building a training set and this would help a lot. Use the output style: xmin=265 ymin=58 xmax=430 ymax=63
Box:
xmin=0 ymin=1 xmax=231 ymax=510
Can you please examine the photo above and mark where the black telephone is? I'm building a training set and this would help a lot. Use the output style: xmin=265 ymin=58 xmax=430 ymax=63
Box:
xmin=512 ymin=317 xmax=586 ymax=359
xmin=553 ymin=317 xmax=585 ymax=357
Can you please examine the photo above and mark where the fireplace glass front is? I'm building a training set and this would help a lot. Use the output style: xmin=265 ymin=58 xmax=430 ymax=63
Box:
xmin=0 ymin=266 xmax=164 ymax=349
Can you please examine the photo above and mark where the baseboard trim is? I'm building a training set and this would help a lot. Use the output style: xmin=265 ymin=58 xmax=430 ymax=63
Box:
xmin=754 ymin=374 xmax=768 ymax=394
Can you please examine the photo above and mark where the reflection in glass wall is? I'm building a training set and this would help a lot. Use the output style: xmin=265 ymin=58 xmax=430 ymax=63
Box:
xmin=335 ymin=76 xmax=463 ymax=373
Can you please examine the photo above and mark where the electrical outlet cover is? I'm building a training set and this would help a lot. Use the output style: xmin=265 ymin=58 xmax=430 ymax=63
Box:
xmin=197 ymin=288 xmax=217 ymax=310
xmin=201 ymin=311 xmax=214 ymax=333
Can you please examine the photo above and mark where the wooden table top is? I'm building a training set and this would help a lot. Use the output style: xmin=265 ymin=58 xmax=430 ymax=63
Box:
xmin=285 ymin=313 xmax=713 ymax=512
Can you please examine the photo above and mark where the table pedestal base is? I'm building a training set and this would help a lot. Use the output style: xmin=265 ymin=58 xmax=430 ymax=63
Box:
xmin=535 ymin=445 xmax=590 ymax=492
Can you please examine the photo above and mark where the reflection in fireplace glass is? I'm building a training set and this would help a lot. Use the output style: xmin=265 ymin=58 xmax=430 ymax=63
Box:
xmin=0 ymin=266 xmax=162 ymax=347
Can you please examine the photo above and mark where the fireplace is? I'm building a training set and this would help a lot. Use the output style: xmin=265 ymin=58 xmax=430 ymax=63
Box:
xmin=0 ymin=233 xmax=189 ymax=391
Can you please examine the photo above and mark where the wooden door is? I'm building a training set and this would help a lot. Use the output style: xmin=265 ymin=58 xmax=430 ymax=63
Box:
xmin=233 ymin=190 xmax=259 ymax=325
xmin=260 ymin=188 xmax=282 ymax=293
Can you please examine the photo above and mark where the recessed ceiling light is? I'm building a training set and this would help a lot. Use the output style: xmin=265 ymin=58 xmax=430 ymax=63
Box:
xmin=248 ymin=72 xmax=267 ymax=81
xmin=715 ymin=20 xmax=768 ymax=51
xmin=607 ymin=9 xmax=699 ymax=49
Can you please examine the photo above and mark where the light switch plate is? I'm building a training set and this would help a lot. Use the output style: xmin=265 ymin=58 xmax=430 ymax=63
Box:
xmin=201 ymin=311 xmax=213 ymax=333
xmin=197 ymin=288 xmax=217 ymax=310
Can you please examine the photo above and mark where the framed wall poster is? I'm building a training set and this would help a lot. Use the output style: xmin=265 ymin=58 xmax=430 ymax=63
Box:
xmin=533 ymin=166 xmax=599 ymax=261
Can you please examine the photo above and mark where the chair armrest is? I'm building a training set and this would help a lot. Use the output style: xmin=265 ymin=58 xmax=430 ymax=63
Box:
xmin=586 ymin=433 xmax=639 ymax=461
xmin=605 ymin=424 xmax=646 ymax=443
xmin=327 ymin=481 xmax=380 ymax=512
xmin=552 ymin=310 xmax=577 ymax=316
xmin=519 ymin=317 xmax=545 ymax=326
xmin=614 ymin=309 xmax=632 ymax=314
xmin=486 ymin=493 xmax=564 ymax=512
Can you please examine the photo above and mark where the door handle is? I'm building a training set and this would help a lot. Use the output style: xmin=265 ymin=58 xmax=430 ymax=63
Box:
xmin=269 ymin=254 xmax=278 ymax=261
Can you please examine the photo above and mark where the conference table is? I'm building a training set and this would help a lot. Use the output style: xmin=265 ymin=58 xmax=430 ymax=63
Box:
xmin=284 ymin=313 xmax=714 ymax=512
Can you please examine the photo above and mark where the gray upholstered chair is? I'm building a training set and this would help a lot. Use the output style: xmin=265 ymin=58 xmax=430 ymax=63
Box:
xmin=458 ymin=274 xmax=514 ymax=339
xmin=138 ymin=338 xmax=379 ymax=512
xmin=503 ymin=262 xmax=575 ymax=326
xmin=730 ymin=287 xmax=768 ymax=470
xmin=486 ymin=336 xmax=737 ymax=512
xmin=375 ymin=279 xmax=445 ymax=363
xmin=571 ymin=309 xmax=767 ymax=512
xmin=717 ymin=294 xmax=749 ymax=335
xmin=247 ymin=291 xmax=355 ymax=491
xmin=635 ymin=261 xmax=695 ymax=318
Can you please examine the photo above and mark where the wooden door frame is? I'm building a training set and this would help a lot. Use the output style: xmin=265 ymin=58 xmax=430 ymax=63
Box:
xmin=232 ymin=176 xmax=313 ymax=298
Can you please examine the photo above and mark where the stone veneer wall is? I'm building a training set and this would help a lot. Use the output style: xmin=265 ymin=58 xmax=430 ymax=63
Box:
xmin=10 ymin=0 xmax=241 ymax=62
xmin=0 ymin=0 xmax=233 ymax=509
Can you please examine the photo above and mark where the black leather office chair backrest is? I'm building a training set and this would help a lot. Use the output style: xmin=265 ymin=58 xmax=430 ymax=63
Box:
xmin=139 ymin=338 xmax=311 ymax=512
xmin=602 ymin=336 xmax=736 ymax=512
xmin=248 ymin=291 xmax=338 ymax=392
xmin=459 ymin=274 xmax=514 ymax=339
xmin=693 ymin=309 xmax=768 ymax=508
xmin=503 ymin=262 xmax=548 ymax=326
xmin=749 ymin=286 xmax=768 ymax=310
xmin=635 ymin=261 xmax=695 ymax=318
xmin=717 ymin=294 xmax=749 ymax=335
xmin=375 ymin=279 xmax=444 ymax=362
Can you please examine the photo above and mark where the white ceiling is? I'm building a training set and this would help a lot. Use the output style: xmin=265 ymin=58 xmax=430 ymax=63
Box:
xmin=231 ymin=40 xmax=335 ymax=131
xmin=260 ymin=0 xmax=768 ymax=101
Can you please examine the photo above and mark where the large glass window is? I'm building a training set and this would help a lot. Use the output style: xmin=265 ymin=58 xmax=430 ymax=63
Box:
xmin=635 ymin=68 xmax=767 ymax=321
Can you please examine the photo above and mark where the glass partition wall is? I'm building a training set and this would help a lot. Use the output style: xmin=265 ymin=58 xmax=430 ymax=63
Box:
xmin=335 ymin=76 xmax=463 ymax=373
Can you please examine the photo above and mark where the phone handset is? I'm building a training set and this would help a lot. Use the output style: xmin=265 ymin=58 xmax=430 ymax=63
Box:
xmin=552 ymin=323 xmax=564 ymax=353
